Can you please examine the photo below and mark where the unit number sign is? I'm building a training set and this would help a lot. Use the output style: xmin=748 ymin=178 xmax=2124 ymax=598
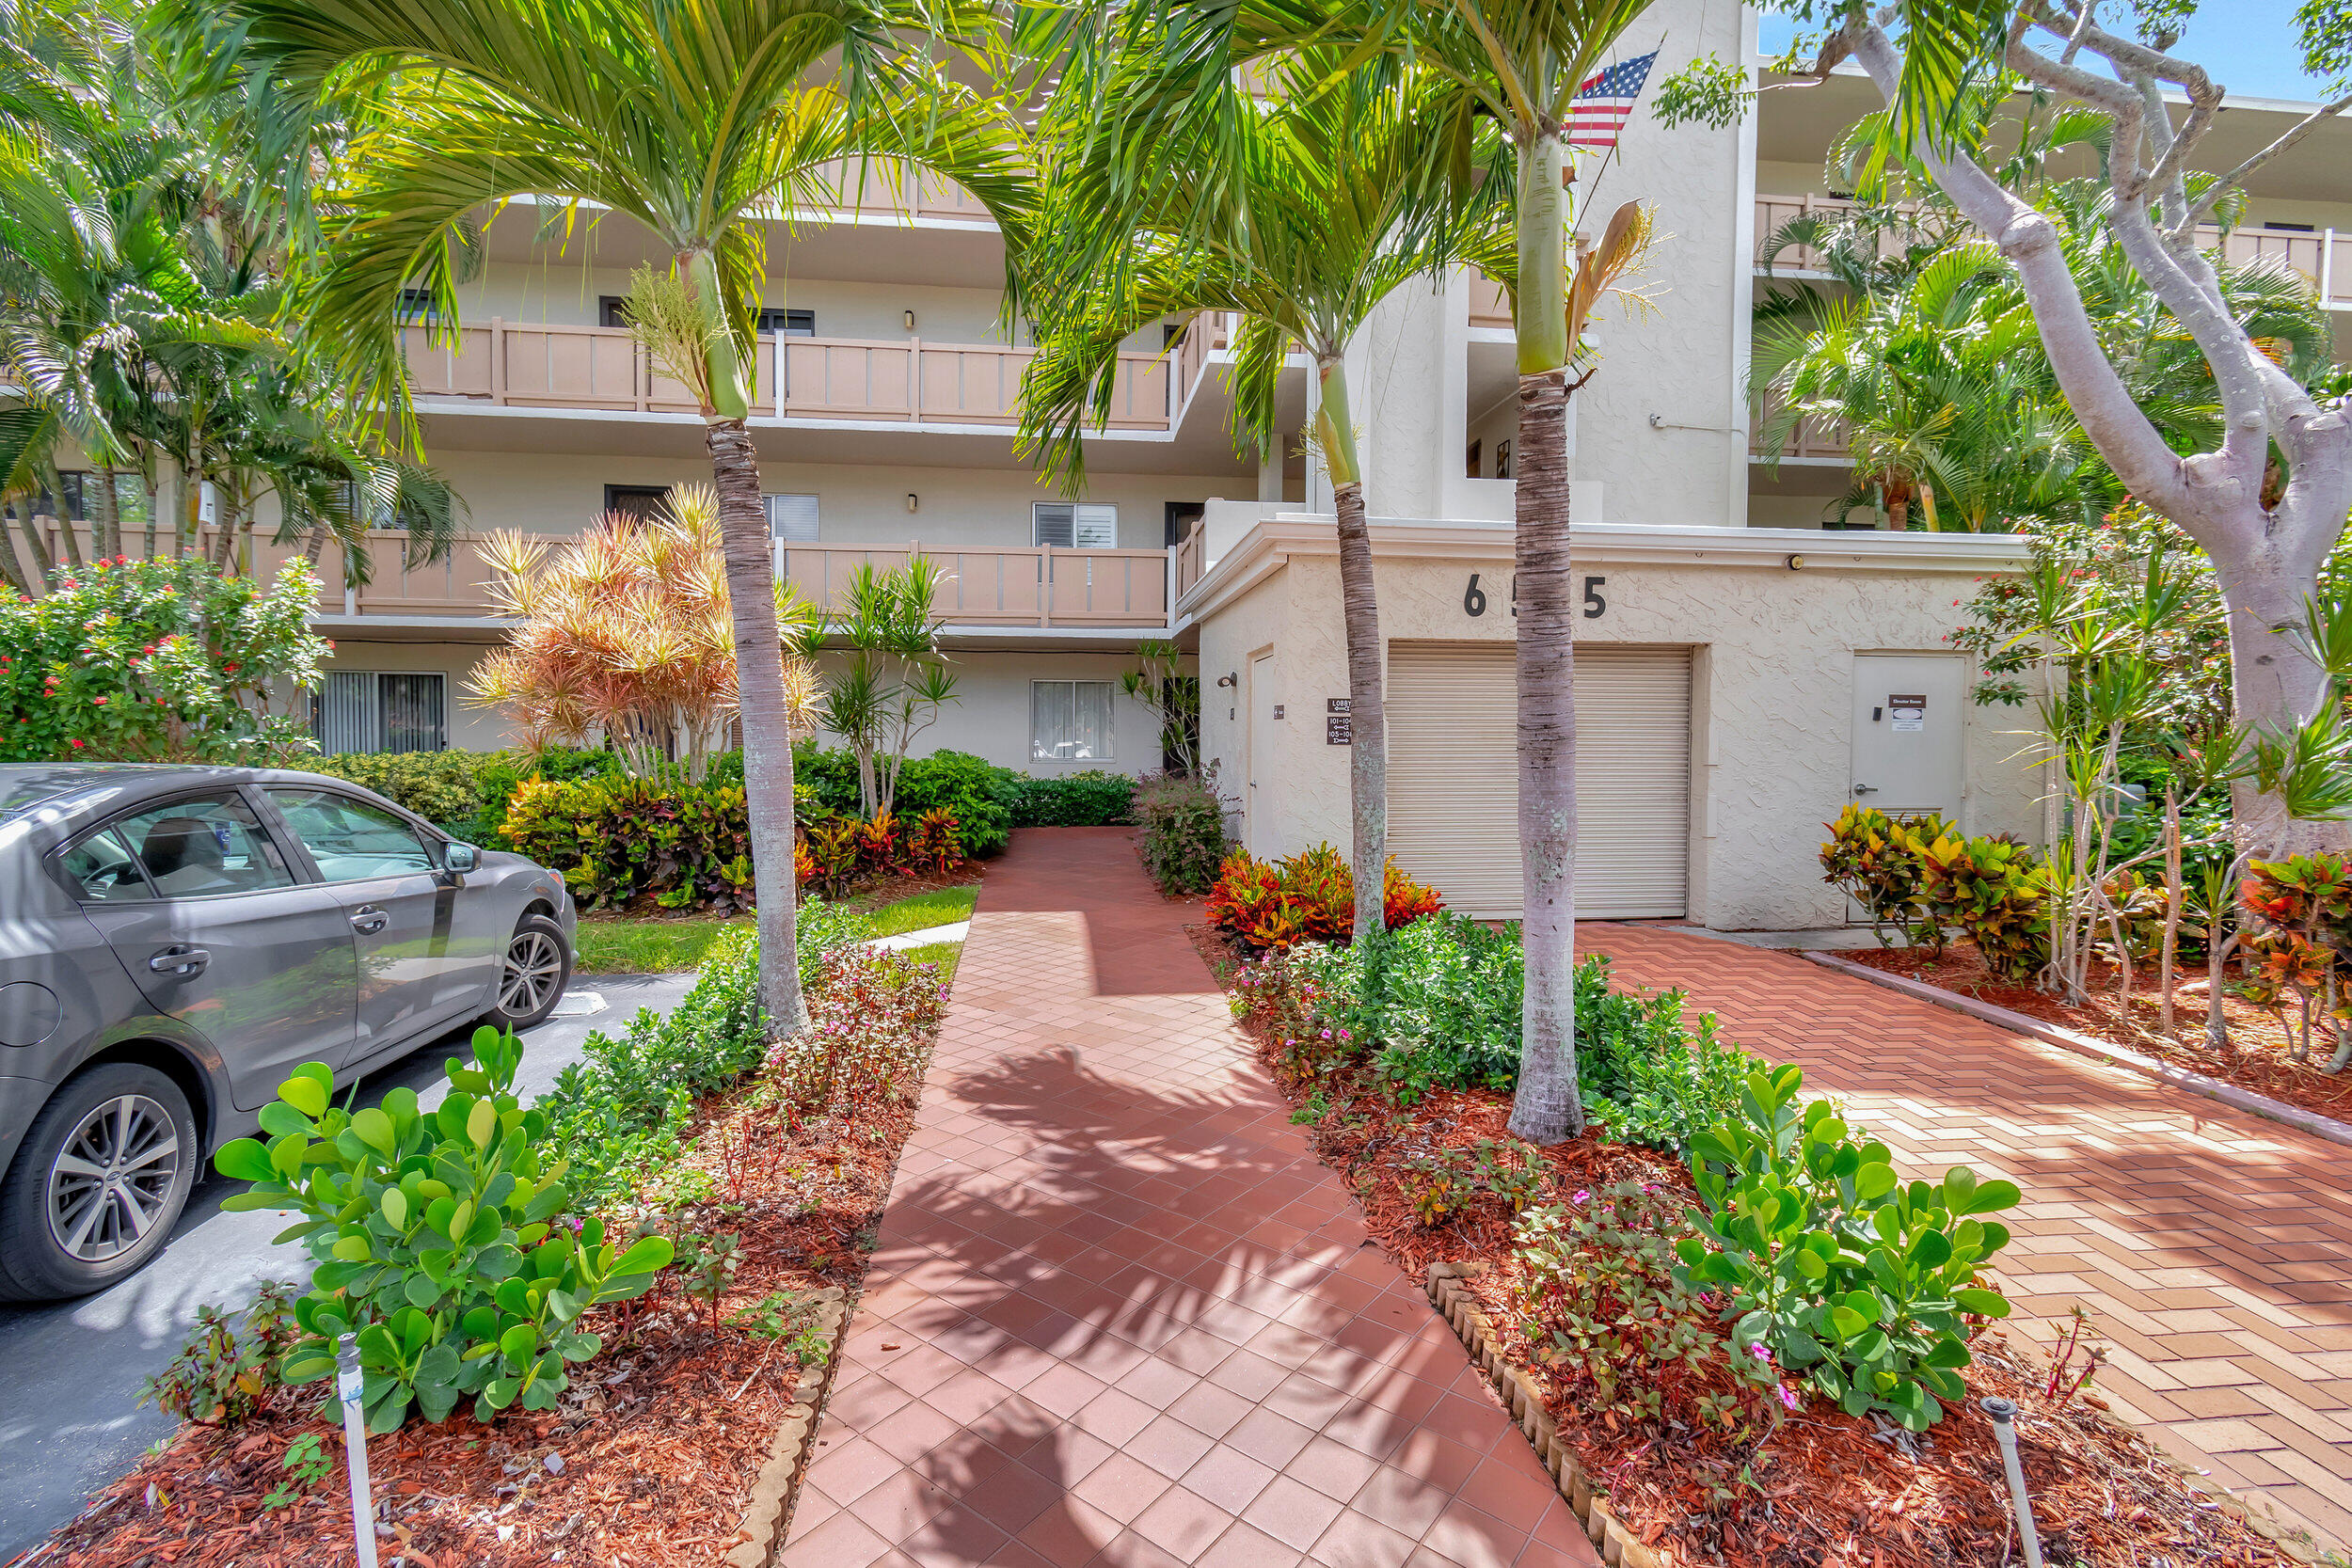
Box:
xmin=1464 ymin=574 xmax=1608 ymax=619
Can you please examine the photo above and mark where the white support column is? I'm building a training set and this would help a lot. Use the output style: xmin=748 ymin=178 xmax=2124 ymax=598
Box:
xmin=1257 ymin=445 xmax=1285 ymax=503
xmin=1436 ymin=268 xmax=1479 ymax=523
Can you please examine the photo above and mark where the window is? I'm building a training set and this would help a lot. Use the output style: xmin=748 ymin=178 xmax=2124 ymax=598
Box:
xmin=756 ymin=308 xmax=816 ymax=337
xmin=1031 ymin=680 xmax=1115 ymax=762
xmin=268 ymin=788 xmax=436 ymax=882
xmin=1164 ymin=501 xmax=1202 ymax=547
xmin=1033 ymin=502 xmax=1117 ymax=549
xmin=2265 ymin=221 xmax=2316 ymax=232
xmin=110 ymin=794 xmax=296 ymax=898
xmin=599 ymin=295 xmax=631 ymax=328
xmin=396 ymin=288 xmax=438 ymax=325
xmin=60 ymin=829 xmax=154 ymax=902
xmin=604 ymin=484 xmax=671 ymax=523
xmin=766 ymin=493 xmax=820 ymax=542
xmin=313 ymin=672 xmax=447 ymax=754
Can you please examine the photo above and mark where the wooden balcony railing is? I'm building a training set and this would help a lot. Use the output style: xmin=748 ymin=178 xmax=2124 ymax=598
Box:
xmin=802 ymin=158 xmax=995 ymax=225
xmin=1754 ymin=194 xmax=2352 ymax=306
xmin=775 ymin=541 xmax=1172 ymax=626
xmin=1749 ymin=394 xmax=1851 ymax=462
xmin=1175 ymin=526 xmax=1206 ymax=601
xmin=405 ymin=321 xmax=1177 ymax=429
xmin=17 ymin=523 xmax=1176 ymax=629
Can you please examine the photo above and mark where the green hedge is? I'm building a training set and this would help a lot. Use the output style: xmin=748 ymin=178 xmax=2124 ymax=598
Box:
xmin=1012 ymin=770 xmax=1135 ymax=827
xmin=306 ymin=746 xmax=620 ymax=844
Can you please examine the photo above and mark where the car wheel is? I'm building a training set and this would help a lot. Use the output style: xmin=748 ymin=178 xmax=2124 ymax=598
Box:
xmin=0 ymin=1063 xmax=199 ymax=1303
xmin=487 ymin=912 xmax=571 ymax=1031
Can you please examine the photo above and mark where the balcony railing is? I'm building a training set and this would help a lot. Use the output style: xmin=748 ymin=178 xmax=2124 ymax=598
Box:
xmin=1749 ymin=393 xmax=1851 ymax=462
xmin=1175 ymin=527 xmax=1207 ymax=601
xmin=803 ymin=159 xmax=995 ymax=225
xmin=1754 ymin=194 xmax=2352 ymax=306
xmin=405 ymin=321 xmax=1184 ymax=430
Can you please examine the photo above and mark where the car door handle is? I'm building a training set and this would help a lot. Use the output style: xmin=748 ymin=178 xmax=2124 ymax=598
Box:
xmin=149 ymin=946 xmax=209 ymax=977
xmin=349 ymin=907 xmax=389 ymax=934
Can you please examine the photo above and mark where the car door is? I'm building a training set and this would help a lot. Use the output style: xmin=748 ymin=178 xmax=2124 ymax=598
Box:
xmin=67 ymin=791 xmax=359 ymax=1110
xmin=262 ymin=785 xmax=473 ymax=1063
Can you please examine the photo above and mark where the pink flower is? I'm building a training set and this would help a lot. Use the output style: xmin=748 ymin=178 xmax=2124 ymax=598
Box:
xmin=1778 ymin=1386 xmax=1801 ymax=1411
xmin=1570 ymin=1190 xmax=1589 ymax=1205
xmin=1749 ymin=1343 xmax=1772 ymax=1362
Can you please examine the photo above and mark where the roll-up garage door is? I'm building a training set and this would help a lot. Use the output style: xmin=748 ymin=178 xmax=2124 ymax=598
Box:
xmin=1386 ymin=642 xmax=1692 ymax=920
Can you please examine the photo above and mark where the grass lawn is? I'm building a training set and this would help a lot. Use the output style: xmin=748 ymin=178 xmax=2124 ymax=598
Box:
xmin=573 ymin=882 xmax=978 ymax=974
xmin=899 ymin=941 xmax=962 ymax=985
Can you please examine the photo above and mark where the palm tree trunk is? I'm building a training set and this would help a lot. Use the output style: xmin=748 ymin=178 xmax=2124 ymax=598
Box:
xmin=1507 ymin=124 xmax=1584 ymax=1146
xmin=1316 ymin=358 xmax=1388 ymax=943
xmin=95 ymin=466 xmax=121 ymax=559
xmin=45 ymin=467 xmax=85 ymax=571
xmin=142 ymin=475 xmax=159 ymax=560
xmin=13 ymin=501 xmax=56 ymax=588
xmin=707 ymin=415 xmax=806 ymax=1033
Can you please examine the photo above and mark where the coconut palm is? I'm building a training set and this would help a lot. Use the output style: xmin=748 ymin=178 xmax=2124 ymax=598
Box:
xmin=1028 ymin=0 xmax=1667 ymax=1141
xmin=1020 ymin=49 xmax=1515 ymax=943
xmin=215 ymin=0 xmax=1033 ymax=1028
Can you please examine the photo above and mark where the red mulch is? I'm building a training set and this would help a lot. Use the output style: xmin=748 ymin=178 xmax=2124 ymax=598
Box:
xmin=9 ymin=1074 xmax=933 ymax=1568
xmin=1840 ymin=941 xmax=2352 ymax=1124
xmin=1189 ymin=925 xmax=2308 ymax=1568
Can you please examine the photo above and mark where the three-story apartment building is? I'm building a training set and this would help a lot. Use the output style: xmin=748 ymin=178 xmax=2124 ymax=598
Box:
xmin=37 ymin=0 xmax=2344 ymax=931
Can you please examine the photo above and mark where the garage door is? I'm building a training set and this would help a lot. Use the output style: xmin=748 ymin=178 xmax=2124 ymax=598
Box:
xmin=1386 ymin=642 xmax=1691 ymax=920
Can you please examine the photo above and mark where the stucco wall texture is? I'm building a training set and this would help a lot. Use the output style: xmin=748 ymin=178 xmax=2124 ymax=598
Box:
xmin=1196 ymin=531 xmax=2039 ymax=932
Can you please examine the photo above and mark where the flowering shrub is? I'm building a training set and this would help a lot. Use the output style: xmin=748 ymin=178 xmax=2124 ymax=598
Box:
xmin=794 ymin=808 xmax=966 ymax=896
xmin=0 ymin=555 xmax=326 ymax=761
xmin=764 ymin=943 xmax=949 ymax=1122
xmin=1205 ymin=846 xmax=1445 ymax=948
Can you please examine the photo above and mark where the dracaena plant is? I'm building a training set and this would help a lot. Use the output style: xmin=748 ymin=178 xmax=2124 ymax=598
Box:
xmin=213 ymin=1025 xmax=673 ymax=1432
xmin=1674 ymin=1063 xmax=2020 ymax=1432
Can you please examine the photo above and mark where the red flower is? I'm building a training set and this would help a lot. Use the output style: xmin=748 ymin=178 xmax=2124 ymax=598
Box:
xmin=222 ymin=661 xmax=240 ymax=673
xmin=92 ymin=696 xmax=107 ymax=705
xmin=68 ymin=737 xmax=85 ymax=749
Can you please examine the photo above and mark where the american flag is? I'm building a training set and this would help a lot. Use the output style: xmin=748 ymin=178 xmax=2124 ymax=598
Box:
xmin=1565 ymin=50 xmax=1659 ymax=150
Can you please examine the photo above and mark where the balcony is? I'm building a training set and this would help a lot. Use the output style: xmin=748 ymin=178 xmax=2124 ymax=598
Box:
xmin=17 ymin=521 xmax=1174 ymax=634
xmin=1466 ymin=272 xmax=1513 ymax=330
xmin=404 ymin=321 xmax=1185 ymax=431
xmin=1753 ymin=194 xmax=2352 ymax=307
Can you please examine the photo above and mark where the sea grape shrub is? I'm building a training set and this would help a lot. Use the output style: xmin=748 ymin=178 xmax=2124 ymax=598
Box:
xmin=1514 ymin=1182 xmax=1788 ymax=1433
xmin=1818 ymin=804 xmax=1952 ymax=953
xmin=213 ymin=1027 xmax=674 ymax=1433
xmin=1 ymin=555 xmax=326 ymax=763
xmin=765 ymin=943 xmax=948 ymax=1121
xmin=1673 ymin=1064 xmax=2020 ymax=1433
xmin=1132 ymin=769 xmax=1232 ymax=895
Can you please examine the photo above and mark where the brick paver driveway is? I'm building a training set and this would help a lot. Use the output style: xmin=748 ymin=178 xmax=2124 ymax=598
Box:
xmin=786 ymin=829 xmax=1597 ymax=1568
xmin=1585 ymin=925 xmax=2352 ymax=1553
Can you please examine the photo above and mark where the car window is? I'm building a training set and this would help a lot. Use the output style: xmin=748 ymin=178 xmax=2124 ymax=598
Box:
xmin=113 ymin=793 xmax=297 ymax=898
xmin=267 ymin=788 xmax=436 ymax=882
xmin=59 ymin=827 xmax=155 ymax=901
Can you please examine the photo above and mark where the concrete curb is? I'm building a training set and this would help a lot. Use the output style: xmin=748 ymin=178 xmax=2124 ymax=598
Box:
xmin=725 ymin=1285 xmax=850 ymax=1568
xmin=1797 ymin=950 xmax=2352 ymax=1151
xmin=1425 ymin=1261 xmax=1661 ymax=1568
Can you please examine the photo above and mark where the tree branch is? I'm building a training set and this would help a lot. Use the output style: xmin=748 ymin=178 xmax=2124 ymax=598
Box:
xmin=2185 ymin=86 xmax=2352 ymax=228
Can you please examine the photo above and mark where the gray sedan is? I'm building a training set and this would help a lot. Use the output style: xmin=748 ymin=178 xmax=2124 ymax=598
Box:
xmin=0 ymin=764 xmax=576 ymax=1301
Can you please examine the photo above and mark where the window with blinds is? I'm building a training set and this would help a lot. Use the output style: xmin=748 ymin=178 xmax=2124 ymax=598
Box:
xmin=314 ymin=672 xmax=448 ymax=755
xmin=765 ymin=493 xmax=819 ymax=542
xmin=1032 ymin=502 xmax=1116 ymax=548
xmin=1031 ymin=680 xmax=1114 ymax=761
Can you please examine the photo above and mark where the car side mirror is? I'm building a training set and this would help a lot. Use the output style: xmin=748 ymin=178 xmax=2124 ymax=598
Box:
xmin=443 ymin=842 xmax=480 ymax=874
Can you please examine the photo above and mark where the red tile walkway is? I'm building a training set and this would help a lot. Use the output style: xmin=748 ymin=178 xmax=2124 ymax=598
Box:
xmin=1586 ymin=926 xmax=2352 ymax=1553
xmin=785 ymin=829 xmax=1597 ymax=1568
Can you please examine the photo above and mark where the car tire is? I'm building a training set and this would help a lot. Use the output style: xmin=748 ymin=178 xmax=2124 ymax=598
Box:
xmin=0 ymin=1063 xmax=199 ymax=1303
xmin=486 ymin=912 xmax=571 ymax=1032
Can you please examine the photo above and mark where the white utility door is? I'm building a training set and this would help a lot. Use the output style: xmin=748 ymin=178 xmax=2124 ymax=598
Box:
xmin=1247 ymin=651 xmax=1279 ymax=858
xmin=1850 ymin=654 xmax=1966 ymax=820
xmin=1386 ymin=642 xmax=1692 ymax=920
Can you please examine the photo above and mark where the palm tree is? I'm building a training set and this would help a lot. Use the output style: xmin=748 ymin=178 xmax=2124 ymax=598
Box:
xmin=216 ymin=0 xmax=1032 ymax=1029
xmin=1030 ymin=0 xmax=1667 ymax=1142
xmin=1020 ymin=49 xmax=1515 ymax=943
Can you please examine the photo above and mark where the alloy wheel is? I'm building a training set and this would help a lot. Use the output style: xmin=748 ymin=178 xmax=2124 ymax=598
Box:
xmin=46 ymin=1094 xmax=183 ymax=1263
xmin=500 ymin=928 xmax=564 ymax=1018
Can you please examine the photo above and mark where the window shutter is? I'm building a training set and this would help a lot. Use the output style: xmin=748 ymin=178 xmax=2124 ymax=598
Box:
xmin=1033 ymin=502 xmax=1116 ymax=548
xmin=765 ymin=494 xmax=819 ymax=542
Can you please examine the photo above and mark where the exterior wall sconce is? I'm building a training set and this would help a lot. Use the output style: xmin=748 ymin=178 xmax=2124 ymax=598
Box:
xmin=904 ymin=309 xmax=917 ymax=330
xmin=1216 ymin=673 xmax=1236 ymax=688
xmin=906 ymin=493 xmax=919 ymax=513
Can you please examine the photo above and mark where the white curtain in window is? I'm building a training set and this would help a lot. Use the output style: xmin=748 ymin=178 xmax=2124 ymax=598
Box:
xmin=1031 ymin=680 xmax=1114 ymax=761
xmin=765 ymin=493 xmax=819 ymax=541
xmin=1032 ymin=502 xmax=1116 ymax=548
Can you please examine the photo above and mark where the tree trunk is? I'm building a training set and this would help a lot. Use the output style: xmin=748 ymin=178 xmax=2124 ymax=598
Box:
xmin=47 ymin=467 xmax=85 ymax=570
xmin=1508 ymin=367 xmax=1583 ymax=1145
xmin=95 ymin=466 xmax=120 ymax=560
xmin=2215 ymin=542 xmax=2345 ymax=853
xmin=1316 ymin=357 xmax=1388 ymax=943
xmin=142 ymin=475 xmax=158 ymax=560
xmin=707 ymin=416 xmax=806 ymax=1033
xmin=14 ymin=503 xmax=56 ymax=587
xmin=0 ymin=506 xmax=32 ymax=597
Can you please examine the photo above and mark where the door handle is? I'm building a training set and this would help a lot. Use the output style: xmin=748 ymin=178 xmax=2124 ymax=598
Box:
xmin=1852 ymin=784 xmax=1879 ymax=796
xmin=349 ymin=906 xmax=389 ymax=934
xmin=149 ymin=946 xmax=209 ymax=977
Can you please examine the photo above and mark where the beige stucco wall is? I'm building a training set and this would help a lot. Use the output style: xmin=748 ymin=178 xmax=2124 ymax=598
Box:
xmin=1193 ymin=523 xmax=2040 ymax=930
xmin=318 ymin=641 xmax=519 ymax=752
xmin=429 ymin=449 xmax=1248 ymax=552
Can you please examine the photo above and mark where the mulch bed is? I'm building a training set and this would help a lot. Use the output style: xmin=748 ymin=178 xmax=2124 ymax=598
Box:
xmin=9 ymin=1067 xmax=933 ymax=1568
xmin=1839 ymin=941 xmax=2352 ymax=1124
xmin=1189 ymin=924 xmax=2312 ymax=1568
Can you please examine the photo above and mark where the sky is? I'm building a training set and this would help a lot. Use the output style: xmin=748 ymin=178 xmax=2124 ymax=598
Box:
xmin=1754 ymin=0 xmax=2340 ymax=105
